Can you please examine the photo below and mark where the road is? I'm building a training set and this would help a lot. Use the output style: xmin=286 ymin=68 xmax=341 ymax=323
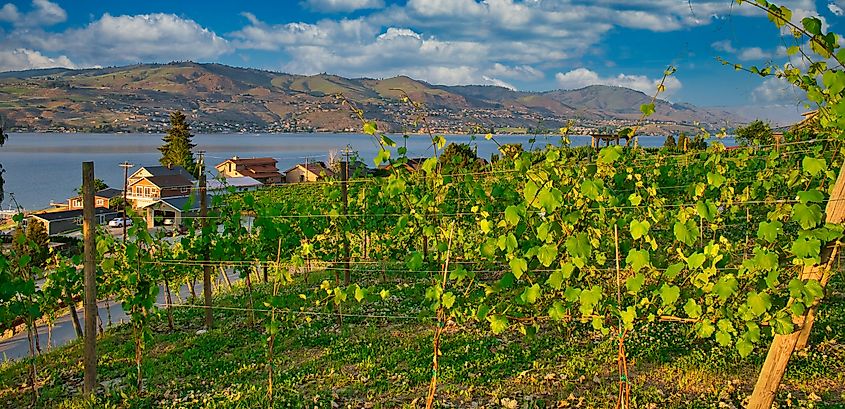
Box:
xmin=0 ymin=269 xmax=240 ymax=362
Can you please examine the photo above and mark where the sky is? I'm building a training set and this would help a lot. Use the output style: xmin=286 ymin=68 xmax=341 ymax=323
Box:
xmin=0 ymin=0 xmax=842 ymax=112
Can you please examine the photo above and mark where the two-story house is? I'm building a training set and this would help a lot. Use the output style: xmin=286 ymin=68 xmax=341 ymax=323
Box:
xmin=126 ymin=166 xmax=196 ymax=208
xmin=215 ymin=157 xmax=282 ymax=185
xmin=67 ymin=188 xmax=123 ymax=210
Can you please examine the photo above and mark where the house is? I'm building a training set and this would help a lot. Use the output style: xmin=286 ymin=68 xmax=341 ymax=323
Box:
xmin=127 ymin=174 xmax=195 ymax=208
xmin=283 ymin=162 xmax=335 ymax=183
xmin=140 ymin=194 xmax=201 ymax=228
xmin=207 ymin=176 xmax=264 ymax=193
xmin=128 ymin=165 xmax=195 ymax=185
xmin=215 ymin=157 xmax=283 ymax=185
xmin=67 ymin=188 xmax=123 ymax=210
xmin=28 ymin=208 xmax=119 ymax=236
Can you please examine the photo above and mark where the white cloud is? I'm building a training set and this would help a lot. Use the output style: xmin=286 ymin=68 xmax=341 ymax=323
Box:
xmin=0 ymin=0 xmax=65 ymax=27
xmin=829 ymin=1 xmax=844 ymax=16
xmin=486 ymin=63 xmax=544 ymax=80
xmin=0 ymin=48 xmax=74 ymax=72
xmin=555 ymin=68 xmax=683 ymax=96
xmin=11 ymin=13 xmax=231 ymax=66
xmin=302 ymin=0 xmax=384 ymax=13
xmin=737 ymin=47 xmax=772 ymax=61
xmin=711 ymin=40 xmax=736 ymax=53
xmin=752 ymin=76 xmax=804 ymax=104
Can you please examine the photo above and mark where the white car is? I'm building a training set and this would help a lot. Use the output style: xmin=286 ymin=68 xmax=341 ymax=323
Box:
xmin=109 ymin=217 xmax=133 ymax=228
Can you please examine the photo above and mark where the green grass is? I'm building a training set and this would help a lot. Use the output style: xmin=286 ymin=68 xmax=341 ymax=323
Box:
xmin=1 ymin=269 xmax=844 ymax=408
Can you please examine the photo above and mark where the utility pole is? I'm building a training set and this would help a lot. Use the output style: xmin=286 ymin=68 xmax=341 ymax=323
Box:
xmin=81 ymin=161 xmax=97 ymax=394
xmin=198 ymin=151 xmax=213 ymax=329
xmin=341 ymin=146 xmax=351 ymax=285
xmin=119 ymin=161 xmax=133 ymax=242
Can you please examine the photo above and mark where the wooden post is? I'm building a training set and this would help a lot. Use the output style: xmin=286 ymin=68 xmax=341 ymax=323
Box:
xmin=748 ymin=161 xmax=845 ymax=408
xmin=82 ymin=161 xmax=97 ymax=394
xmin=199 ymin=152 xmax=213 ymax=330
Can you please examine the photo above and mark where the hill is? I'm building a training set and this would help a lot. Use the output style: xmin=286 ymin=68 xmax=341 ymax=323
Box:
xmin=0 ymin=62 xmax=743 ymax=134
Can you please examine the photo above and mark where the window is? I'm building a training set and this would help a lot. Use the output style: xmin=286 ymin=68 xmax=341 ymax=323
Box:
xmin=181 ymin=187 xmax=188 ymax=194
xmin=299 ymin=174 xmax=304 ymax=183
xmin=135 ymin=186 xmax=143 ymax=196
xmin=145 ymin=187 xmax=151 ymax=197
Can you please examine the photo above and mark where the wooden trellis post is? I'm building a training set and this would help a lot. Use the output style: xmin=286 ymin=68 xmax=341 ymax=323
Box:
xmin=748 ymin=160 xmax=845 ymax=408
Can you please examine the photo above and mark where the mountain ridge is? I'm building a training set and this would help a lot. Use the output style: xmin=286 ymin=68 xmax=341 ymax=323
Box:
xmin=0 ymin=62 xmax=744 ymax=134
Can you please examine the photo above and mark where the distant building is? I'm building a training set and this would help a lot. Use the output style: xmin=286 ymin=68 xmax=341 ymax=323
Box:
xmin=67 ymin=188 xmax=123 ymax=210
xmin=126 ymin=165 xmax=196 ymax=208
xmin=28 ymin=208 xmax=119 ymax=236
xmin=207 ymin=176 xmax=264 ymax=193
xmin=284 ymin=162 xmax=334 ymax=183
xmin=215 ymin=157 xmax=282 ymax=185
xmin=128 ymin=165 xmax=196 ymax=185
xmin=140 ymin=194 xmax=201 ymax=228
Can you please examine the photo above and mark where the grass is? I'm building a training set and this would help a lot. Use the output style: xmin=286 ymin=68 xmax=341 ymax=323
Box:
xmin=1 ymin=268 xmax=844 ymax=408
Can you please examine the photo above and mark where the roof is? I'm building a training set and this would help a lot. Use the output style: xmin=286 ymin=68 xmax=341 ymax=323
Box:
xmin=132 ymin=175 xmax=194 ymax=189
xmin=95 ymin=188 xmax=123 ymax=199
xmin=130 ymin=165 xmax=196 ymax=181
xmin=30 ymin=208 xmax=117 ymax=222
xmin=159 ymin=195 xmax=202 ymax=212
xmin=208 ymin=176 xmax=263 ymax=190
xmin=283 ymin=162 xmax=335 ymax=177
xmin=216 ymin=157 xmax=278 ymax=167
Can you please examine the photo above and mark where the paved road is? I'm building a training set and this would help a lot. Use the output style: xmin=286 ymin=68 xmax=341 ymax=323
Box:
xmin=0 ymin=270 xmax=241 ymax=362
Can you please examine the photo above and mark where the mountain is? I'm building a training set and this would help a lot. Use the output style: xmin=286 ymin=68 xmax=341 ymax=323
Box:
xmin=0 ymin=62 xmax=744 ymax=134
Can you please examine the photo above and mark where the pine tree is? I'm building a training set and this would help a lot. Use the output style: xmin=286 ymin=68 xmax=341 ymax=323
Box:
xmin=159 ymin=111 xmax=197 ymax=176
xmin=663 ymin=134 xmax=676 ymax=149
xmin=25 ymin=220 xmax=49 ymax=267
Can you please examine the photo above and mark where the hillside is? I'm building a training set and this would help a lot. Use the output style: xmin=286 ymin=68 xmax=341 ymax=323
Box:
xmin=0 ymin=62 xmax=744 ymax=134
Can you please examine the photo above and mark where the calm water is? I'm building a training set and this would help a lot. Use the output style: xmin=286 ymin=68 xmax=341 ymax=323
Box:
xmin=0 ymin=133 xmax=680 ymax=210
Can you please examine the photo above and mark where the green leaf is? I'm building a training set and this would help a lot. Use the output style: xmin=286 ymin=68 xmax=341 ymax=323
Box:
xmin=565 ymin=233 xmax=591 ymax=259
xmin=579 ymin=286 xmax=602 ymax=316
xmin=687 ymin=252 xmax=706 ymax=269
xmin=598 ymin=146 xmax=622 ymax=164
xmin=706 ymin=172 xmax=726 ymax=188
xmin=696 ymin=201 xmax=718 ymax=222
xmin=757 ymin=221 xmax=782 ymax=243
xmin=791 ymin=203 xmax=822 ymax=229
xmin=505 ymin=205 xmax=520 ymax=226
xmin=630 ymin=219 xmax=650 ymax=240
xmin=354 ymin=286 xmax=366 ymax=303
xmin=684 ymin=299 xmax=702 ymax=319
xmin=626 ymin=249 xmax=650 ymax=272
xmin=674 ymin=220 xmax=699 ymax=246
xmin=537 ymin=244 xmax=558 ymax=267
xmin=664 ymin=262 xmax=684 ymax=280
xmin=407 ymin=252 xmax=423 ymax=271
xmin=713 ymin=275 xmax=738 ymax=302
xmin=797 ymin=189 xmax=824 ymax=204
xmin=748 ymin=292 xmax=772 ymax=316
xmin=522 ymin=284 xmax=541 ymax=304
xmin=715 ymin=330 xmax=732 ymax=347
xmin=549 ymin=301 xmax=567 ymax=321
xmin=489 ymin=314 xmax=508 ymax=334
xmin=620 ymin=306 xmax=637 ymax=330
xmin=363 ymin=121 xmax=377 ymax=135
xmin=640 ymin=102 xmax=655 ymax=117
xmin=510 ymin=257 xmax=528 ymax=280
xmin=802 ymin=16 xmax=822 ymax=36
xmin=659 ymin=284 xmax=680 ymax=307
xmin=737 ymin=339 xmax=754 ymax=358
xmin=581 ymin=179 xmax=601 ymax=200
xmin=442 ymin=292 xmax=456 ymax=309
xmin=625 ymin=273 xmax=646 ymax=294
xmin=801 ymin=157 xmax=826 ymax=177
xmin=791 ymin=236 xmax=821 ymax=259
xmin=546 ymin=269 xmax=564 ymax=290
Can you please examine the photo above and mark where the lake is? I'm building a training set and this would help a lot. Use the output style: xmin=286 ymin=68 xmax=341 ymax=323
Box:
xmin=0 ymin=132 xmax=697 ymax=210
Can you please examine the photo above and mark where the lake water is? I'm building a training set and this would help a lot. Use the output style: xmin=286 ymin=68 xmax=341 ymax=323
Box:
xmin=0 ymin=133 xmax=693 ymax=210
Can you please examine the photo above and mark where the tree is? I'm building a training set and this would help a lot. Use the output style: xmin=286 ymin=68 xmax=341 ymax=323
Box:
xmin=677 ymin=132 xmax=690 ymax=151
xmin=735 ymin=120 xmax=774 ymax=146
xmin=439 ymin=143 xmax=482 ymax=173
xmin=159 ymin=111 xmax=197 ymax=176
xmin=1 ymin=113 xmax=8 ymax=205
xmin=75 ymin=178 xmax=108 ymax=195
xmin=688 ymin=133 xmax=708 ymax=150
xmin=498 ymin=143 xmax=523 ymax=160
xmin=663 ymin=134 xmax=676 ymax=148
xmin=12 ymin=220 xmax=49 ymax=267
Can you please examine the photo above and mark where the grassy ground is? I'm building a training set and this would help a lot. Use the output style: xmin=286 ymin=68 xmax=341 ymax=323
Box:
xmin=1 ymin=268 xmax=843 ymax=409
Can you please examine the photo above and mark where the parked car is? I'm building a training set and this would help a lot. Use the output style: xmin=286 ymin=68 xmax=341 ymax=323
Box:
xmin=108 ymin=217 xmax=133 ymax=228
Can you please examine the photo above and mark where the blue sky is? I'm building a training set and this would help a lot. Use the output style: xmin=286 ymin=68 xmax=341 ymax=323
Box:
xmin=0 ymin=0 xmax=842 ymax=112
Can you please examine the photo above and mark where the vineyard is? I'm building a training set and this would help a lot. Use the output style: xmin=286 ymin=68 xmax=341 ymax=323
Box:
xmin=2 ymin=1 xmax=845 ymax=408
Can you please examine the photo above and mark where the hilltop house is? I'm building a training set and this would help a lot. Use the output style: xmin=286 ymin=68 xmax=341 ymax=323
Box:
xmin=67 ymin=188 xmax=123 ymax=210
xmin=284 ymin=162 xmax=334 ymax=183
xmin=215 ymin=157 xmax=282 ymax=185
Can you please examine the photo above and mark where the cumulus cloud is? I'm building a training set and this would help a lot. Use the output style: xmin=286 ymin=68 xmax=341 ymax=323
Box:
xmin=486 ymin=63 xmax=544 ymax=80
xmin=555 ymin=68 xmax=683 ymax=96
xmin=752 ymin=76 xmax=804 ymax=104
xmin=0 ymin=48 xmax=74 ymax=72
xmin=0 ymin=0 xmax=65 ymax=27
xmin=6 ymin=13 xmax=231 ymax=67
xmin=302 ymin=0 xmax=384 ymax=12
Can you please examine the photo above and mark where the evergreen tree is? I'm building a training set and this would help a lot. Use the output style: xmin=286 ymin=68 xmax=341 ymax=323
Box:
xmin=677 ymin=132 xmax=690 ymax=151
xmin=26 ymin=220 xmax=49 ymax=267
xmin=663 ymin=134 xmax=676 ymax=149
xmin=159 ymin=111 xmax=197 ymax=176
xmin=75 ymin=178 xmax=108 ymax=195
